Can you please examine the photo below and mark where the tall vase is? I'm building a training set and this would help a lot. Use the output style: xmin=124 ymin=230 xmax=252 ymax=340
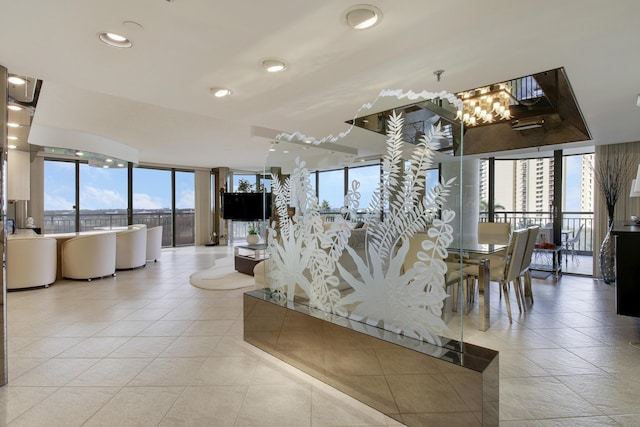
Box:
xmin=599 ymin=221 xmax=616 ymax=284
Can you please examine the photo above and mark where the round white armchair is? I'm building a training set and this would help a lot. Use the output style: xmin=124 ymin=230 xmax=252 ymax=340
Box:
xmin=7 ymin=237 xmax=57 ymax=289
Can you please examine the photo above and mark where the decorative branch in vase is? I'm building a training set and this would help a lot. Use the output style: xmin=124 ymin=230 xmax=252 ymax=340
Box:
xmin=593 ymin=149 xmax=634 ymax=283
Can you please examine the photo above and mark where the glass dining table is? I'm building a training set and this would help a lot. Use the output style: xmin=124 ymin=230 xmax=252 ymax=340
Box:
xmin=447 ymin=242 xmax=507 ymax=331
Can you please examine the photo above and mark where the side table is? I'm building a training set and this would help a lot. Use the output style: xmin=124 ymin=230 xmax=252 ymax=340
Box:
xmin=531 ymin=245 xmax=562 ymax=278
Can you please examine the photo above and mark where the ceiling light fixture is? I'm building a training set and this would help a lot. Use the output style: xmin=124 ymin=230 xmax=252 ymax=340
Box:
xmin=7 ymin=122 xmax=19 ymax=128
xmin=8 ymin=136 xmax=18 ymax=140
xmin=456 ymin=84 xmax=513 ymax=126
xmin=262 ymin=58 xmax=287 ymax=73
xmin=637 ymin=94 xmax=640 ymax=107
xmin=345 ymin=5 xmax=382 ymax=30
xmin=8 ymin=104 xmax=23 ymax=111
xmin=98 ymin=32 xmax=133 ymax=48
xmin=8 ymin=144 xmax=17 ymax=149
xmin=210 ymin=87 xmax=231 ymax=98
xmin=7 ymin=75 xmax=26 ymax=85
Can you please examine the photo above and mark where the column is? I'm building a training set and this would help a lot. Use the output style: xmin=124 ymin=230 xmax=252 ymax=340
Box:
xmin=1 ymin=64 xmax=9 ymax=385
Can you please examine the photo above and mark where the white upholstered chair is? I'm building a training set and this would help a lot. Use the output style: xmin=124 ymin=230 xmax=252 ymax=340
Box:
xmin=116 ymin=225 xmax=147 ymax=270
xmin=62 ymin=232 xmax=117 ymax=280
xmin=146 ymin=226 xmax=163 ymax=262
xmin=402 ymin=231 xmax=466 ymax=313
xmin=471 ymin=222 xmax=511 ymax=272
xmin=477 ymin=222 xmax=511 ymax=245
xmin=7 ymin=237 xmax=57 ymax=289
xmin=518 ymin=226 xmax=539 ymax=307
xmin=464 ymin=228 xmax=528 ymax=323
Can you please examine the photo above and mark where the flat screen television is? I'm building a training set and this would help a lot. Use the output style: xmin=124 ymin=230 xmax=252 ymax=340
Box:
xmin=222 ymin=192 xmax=272 ymax=220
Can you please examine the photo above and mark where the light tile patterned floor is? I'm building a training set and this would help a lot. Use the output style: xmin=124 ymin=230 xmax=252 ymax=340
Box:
xmin=2 ymin=246 xmax=639 ymax=426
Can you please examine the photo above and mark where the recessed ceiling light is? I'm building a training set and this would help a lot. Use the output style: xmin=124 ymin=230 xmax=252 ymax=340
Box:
xmin=8 ymin=104 xmax=23 ymax=111
xmin=75 ymin=151 xmax=84 ymax=156
xmin=262 ymin=58 xmax=287 ymax=73
xmin=7 ymin=144 xmax=17 ymax=149
xmin=7 ymin=123 xmax=19 ymax=128
xmin=8 ymin=136 xmax=18 ymax=140
xmin=106 ymin=158 xmax=113 ymax=163
xmin=7 ymin=76 xmax=26 ymax=85
xmin=345 ymin=5 xmax=382 ymax=30
xmin=98 ymin=32 xmax=133 ymax=48
xmin=269 ymin=148 xmax=276 ymax=152
xmin=283 ymin=150 xmax=289 ymax=154
xmin=637 ymin=94 xmax=640 ymax=107
xmin=210 ymin=87 xmax=231 ymax=98
xmin=117 ymin=163 xmax=125 ymax=167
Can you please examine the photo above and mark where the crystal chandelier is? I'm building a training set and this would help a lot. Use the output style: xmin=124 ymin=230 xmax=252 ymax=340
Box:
xmin=455 ymin=84 xmax=513 ymax=126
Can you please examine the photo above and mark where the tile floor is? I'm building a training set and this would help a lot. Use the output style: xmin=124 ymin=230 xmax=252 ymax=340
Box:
xmin=2 ymin=245 xmax=639 ymax=426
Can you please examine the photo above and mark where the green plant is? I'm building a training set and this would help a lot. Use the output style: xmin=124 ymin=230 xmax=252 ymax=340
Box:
xmin=248 ymin=223 xmax=260 ymax=235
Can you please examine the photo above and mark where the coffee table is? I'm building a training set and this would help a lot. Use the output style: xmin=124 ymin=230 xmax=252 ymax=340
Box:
xmin=234 ymin=244 xmax=268 ymax=276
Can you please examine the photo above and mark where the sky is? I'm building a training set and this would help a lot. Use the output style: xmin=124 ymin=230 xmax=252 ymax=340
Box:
xmin=564 ymin=155 xmax=582 ymax=212
xmin=44 ymin=161 xmax=194 ymax=211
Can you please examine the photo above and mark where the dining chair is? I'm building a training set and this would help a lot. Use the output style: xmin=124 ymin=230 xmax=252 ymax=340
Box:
xmin=477 ymin=221 xmax=511 ymax=245
xmin=402 ymin=231 xmax=466 ymax=313
xmin=562 ymin=224 xmax=584 ymax=265
xmin=517 ymin=226 xmax=539 ymax=307
xmin=475 ymin=221 xmax=510 ymax=264
xmin=464 ymin=228 xmax=528 ymax=323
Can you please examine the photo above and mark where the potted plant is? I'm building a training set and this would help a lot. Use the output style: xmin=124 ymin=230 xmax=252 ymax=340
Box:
xmin=246 ymin=222 xmax=260 ymax=245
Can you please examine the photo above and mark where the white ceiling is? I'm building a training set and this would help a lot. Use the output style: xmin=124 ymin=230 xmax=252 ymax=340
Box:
xmin=2 ymin=0 xmax=640 ymax=171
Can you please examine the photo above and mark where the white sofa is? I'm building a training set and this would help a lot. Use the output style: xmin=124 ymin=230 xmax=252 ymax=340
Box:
xmin=62 ymin=232 xmax=117 ymax=280
xmin=146 ymin=226 xmax=163 ymax=262
xmin=7 ymin=236 xmax=57 ymax=289
xmin=116 ymin=224 xmax=147 ymax=270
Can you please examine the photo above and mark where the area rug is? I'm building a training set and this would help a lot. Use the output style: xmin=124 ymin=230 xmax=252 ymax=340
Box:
xmin=189 ymin=257 xmax=255 ymax=290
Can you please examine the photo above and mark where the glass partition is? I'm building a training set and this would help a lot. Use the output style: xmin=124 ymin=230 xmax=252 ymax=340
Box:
xmin=262 ymin=90 xmax=468 ymax=349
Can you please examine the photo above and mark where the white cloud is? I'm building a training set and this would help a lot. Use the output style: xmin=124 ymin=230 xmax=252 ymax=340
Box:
xmin=44 ymin=193 xmax=74 ymax=211
xmin=80 ymin=186 xmax=127 ymax=209
xmin=133 ymin=193 xmax=164 ymax=210
xmin=176 ymin=189 xmax=194 ymax=209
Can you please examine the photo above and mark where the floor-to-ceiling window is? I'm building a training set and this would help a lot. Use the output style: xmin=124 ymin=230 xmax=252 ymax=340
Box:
xmin=347 ymin=164 xmax=379 ymax=217
xmin=78 ymin=163 xmax=128 ymax=231
xmin=174 ymin=170 xmax=195 ymax=246
xmin=132 ymin=167 xmax=172 ymax=246
xmin=317 ymin=169 xmax=345 ymax=216
xmin=480 ymin=152 xmax=594 ymax=276
xmin=43 ymin=160 xmax=77 ymax=233
xmin=44 ymin=158 xmax=196 ymax=247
